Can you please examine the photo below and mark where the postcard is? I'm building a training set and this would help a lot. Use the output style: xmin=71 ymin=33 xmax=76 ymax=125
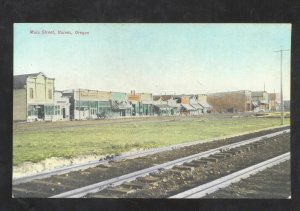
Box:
xmin=12 ymin=23 xmax=291 ymax=198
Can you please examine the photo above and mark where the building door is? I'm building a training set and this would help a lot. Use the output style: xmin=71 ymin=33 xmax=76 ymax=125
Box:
xmin=132 ymin=104 xmax=136 ymax=116
xmin=62 ymin=108 xmax=66 ymax=118
xmin=37 ymin=105 xmax=45 ymax=119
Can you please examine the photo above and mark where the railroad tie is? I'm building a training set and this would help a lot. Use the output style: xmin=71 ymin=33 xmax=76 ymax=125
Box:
xmin=169 ymin=169 xmax=183 ymax=176
xmin=253 ymin=142 xmax=265 ymax=148
xmin=105 ymin=186 xmax=136 ymax=195
xmin=89 ymin=193 xmax=117 ymax=198
xmin=218 ymin=152 xmax=233 ymax=157
xmin=226 ymin=150 xmax=240 ymax=155
xmin=210 ymin=153 xmax=228 ymax=159
xmin=173 ymin=165 xmax=195 ymax=172
xmin=121 ymin=182 xmax=144 ymax=189
xmin=136 ymin=176 xmax=161 ymax=183
xmin=149 ymin=172 xmax=164 ymax=177
xmin=202 ymin=157 xmax=218 ymax=163
xmin=95 ymin=164 xmax=109 ymax=169
xmin=183 ymin=161 xmax=202 ymax=167
xmin=240 ymin=146 xmax=251 ymax=152
xmin=192 ymin=159 xmax=214 ymax=165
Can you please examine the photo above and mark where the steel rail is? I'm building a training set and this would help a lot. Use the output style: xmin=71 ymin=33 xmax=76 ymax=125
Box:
xmin=169 ymin=152 xmax=290 ymax=198
xmin=49 ymin=129 xmax=289 ymax=198
xmin=13 ymin=126 xmax=289 ymax=185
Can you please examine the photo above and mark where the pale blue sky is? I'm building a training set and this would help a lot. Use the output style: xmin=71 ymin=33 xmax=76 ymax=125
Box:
xmin=14 ymin=23 xmax=291 ymax=99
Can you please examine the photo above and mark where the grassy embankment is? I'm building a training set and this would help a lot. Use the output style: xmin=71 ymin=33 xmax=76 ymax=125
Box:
xmin=13 ymin=117 xmax=290 ymax=166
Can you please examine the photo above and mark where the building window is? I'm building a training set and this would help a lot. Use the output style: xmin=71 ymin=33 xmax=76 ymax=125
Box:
xmin=27 ymin=105 xmax=37 ymax=116
xmin=55 ymin=106 xmax=60 ymax=115
xmin=45 ymin=105 xmax=54 ymax=115
xmin=29 ymin=88 xmax=34 ymax=99
xmin=44 ymin=105 xmax=60 ymax=115
xmin=48 ymin=89 xmax=52 ymax=99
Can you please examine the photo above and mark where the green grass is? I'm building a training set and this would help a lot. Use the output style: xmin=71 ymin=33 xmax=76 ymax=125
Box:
xmin=13 ymin=117 xmax=290 ymax=166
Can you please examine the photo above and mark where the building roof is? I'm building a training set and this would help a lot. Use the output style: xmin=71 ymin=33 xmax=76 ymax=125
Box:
xmin=153 ymin=96 xmax=160 ymax=101
xmin=173 ymin=94 xmax=194 ymax=98
xmin=13 ymin=72 xmax=53 ymax=89
xmin=153 ymin=95 xmax=174 ymax=101
xmin=14 ymin=73 xmax=39 ymax=89
xmin=111 ymin=101 xmax=132 ymax=110
xmin=207 ymin=90 xmax=251 ymax=96
xmin=160 ymin=95 xmax=173 ymax=101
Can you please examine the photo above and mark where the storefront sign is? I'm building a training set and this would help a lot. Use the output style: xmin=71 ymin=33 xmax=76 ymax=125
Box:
xmin=128 ymin=95 xmax=140 ymax=101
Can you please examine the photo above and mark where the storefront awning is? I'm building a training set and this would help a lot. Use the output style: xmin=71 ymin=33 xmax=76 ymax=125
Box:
xmin=154 ymin=104 xmax=173 ymax=110
xmin=199 ymin=102 xmax=211 ymax=108
xmin=181 ymin=104 xmax=197 ymax=111
xmin=190 ymin=103 xmax=203 ymax=110
xmin=111 ymin=101 xmax=132 ymax=110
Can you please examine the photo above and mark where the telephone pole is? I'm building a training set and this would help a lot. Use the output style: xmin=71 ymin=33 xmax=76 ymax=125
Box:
xmin=274 ymin=48 xmax=289 ymax=125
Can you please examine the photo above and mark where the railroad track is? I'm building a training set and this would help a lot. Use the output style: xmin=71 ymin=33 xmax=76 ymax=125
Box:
xmin=13 ymin=128 xmax=290 ymax=198
xmin=13 ymin=125 xmax=289 ymax=185
xmin=203 ymin=159 xmax=291 ymax=199
xmin=169 ymin=152 xmax=290 ymax=198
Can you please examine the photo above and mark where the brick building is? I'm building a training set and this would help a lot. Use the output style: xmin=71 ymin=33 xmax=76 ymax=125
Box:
xmin=207 ymin=90 xmax=252 ymax=113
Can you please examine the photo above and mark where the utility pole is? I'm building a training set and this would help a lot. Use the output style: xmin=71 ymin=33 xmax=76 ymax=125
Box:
xmin=274 ymin=48 xmax=289 ymax=125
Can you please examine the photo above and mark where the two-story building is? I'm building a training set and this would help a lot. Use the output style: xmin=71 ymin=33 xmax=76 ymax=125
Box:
xmin=138 ymin=93 xmax=154 ymax=116
xmin=13 ymin=72 xmax=57 ymax=122
xmin=127 ymin=90 xmax=141 ymax=116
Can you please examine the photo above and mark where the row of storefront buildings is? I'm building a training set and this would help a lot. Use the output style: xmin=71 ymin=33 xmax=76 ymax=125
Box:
xmin=13 ymin=72 xmax=286 ymax=122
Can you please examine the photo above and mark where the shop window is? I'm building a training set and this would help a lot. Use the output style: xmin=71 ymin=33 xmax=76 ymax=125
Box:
xmin=27 ymin=105 xmax=37 ymax=116
xmin=45 ymin=105 xmax=54 ymax=115
xmin=53 ymin=106 xmax=60 ymax=115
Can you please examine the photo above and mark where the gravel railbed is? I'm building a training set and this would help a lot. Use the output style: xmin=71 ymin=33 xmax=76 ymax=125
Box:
xmin=203 ymin=160 xmax=290 ymax=198
xmin=12 ymin=126 xmax=289 ymax=198
xmin=89 ymin=133 xmax=290 ymax=198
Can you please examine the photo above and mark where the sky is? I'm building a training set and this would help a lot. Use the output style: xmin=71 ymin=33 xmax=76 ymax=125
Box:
xmin=14 ymin=23 xmax=291 ymax=99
